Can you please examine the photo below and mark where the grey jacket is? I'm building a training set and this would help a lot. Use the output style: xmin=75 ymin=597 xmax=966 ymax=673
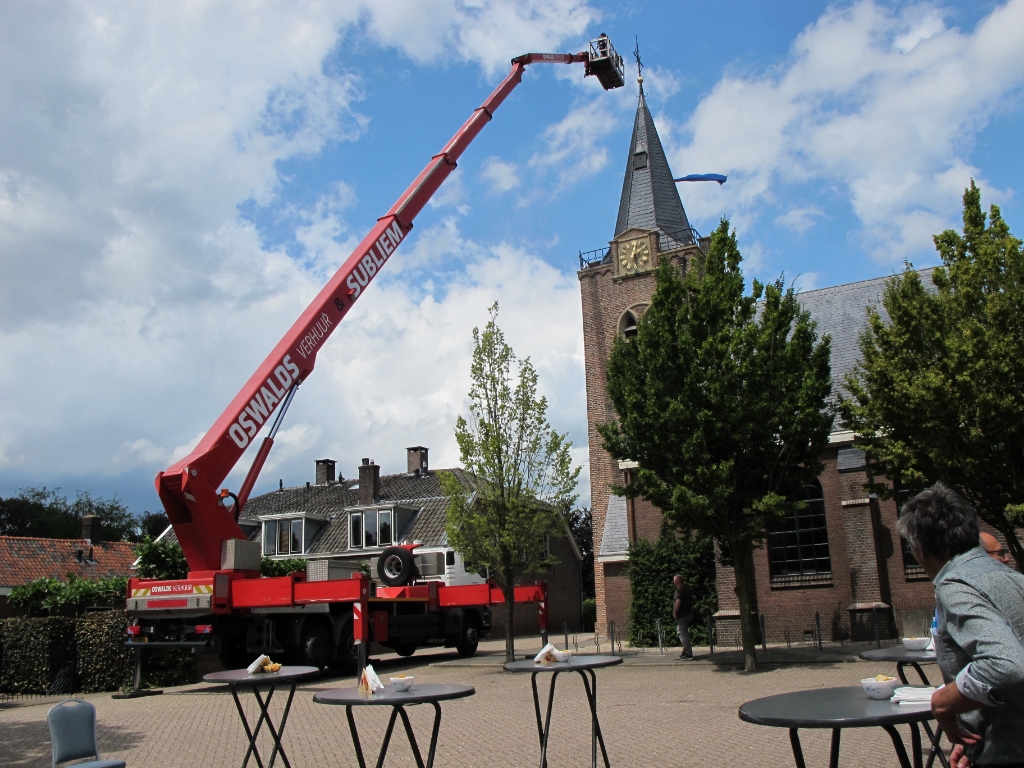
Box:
xmin=934 ymin=546 xmax=1024 ymax=765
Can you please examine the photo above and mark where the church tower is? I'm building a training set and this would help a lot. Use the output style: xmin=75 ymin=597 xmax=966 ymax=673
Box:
xmin=578 ymin=79 xmax=706 ymax=637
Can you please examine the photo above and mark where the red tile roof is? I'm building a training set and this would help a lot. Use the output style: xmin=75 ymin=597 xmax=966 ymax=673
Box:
xmin=0 ymin=536 xmax=137 ymax=587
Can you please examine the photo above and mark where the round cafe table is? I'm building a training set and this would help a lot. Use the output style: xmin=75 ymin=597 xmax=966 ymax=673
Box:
xmin=860 ymin=646 xmax=938 ymax=686
xmin=314 ymin=683 xmax=475 ymax=768
xmin=860 ymin=647 xmax=947 ymax=768
xmin=739 ymin=686 xmax=937 ymax=768
xmin=203 ymin=666 xmax=319 ymax=768
xmin=504 ymin=655 xmax=622 ymax=768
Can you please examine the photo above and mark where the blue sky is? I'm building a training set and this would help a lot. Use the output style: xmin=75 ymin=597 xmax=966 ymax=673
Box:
xmin=1 ymin=0 xmax=1022 ymax=516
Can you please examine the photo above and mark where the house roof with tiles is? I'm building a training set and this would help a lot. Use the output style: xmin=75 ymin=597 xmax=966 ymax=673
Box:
xmin=0 ymin=536 xmax=137 ymax=588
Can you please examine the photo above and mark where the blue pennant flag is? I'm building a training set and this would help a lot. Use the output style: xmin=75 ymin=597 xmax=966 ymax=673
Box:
xmin=674 ymin=174 xmax=727 ymax=185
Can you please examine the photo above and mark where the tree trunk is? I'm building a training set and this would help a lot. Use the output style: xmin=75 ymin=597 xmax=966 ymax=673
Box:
xmin=730 ymin=537 xmax=759 ymax=672
xmin=505 ymin=588 xmax=516 ymax=663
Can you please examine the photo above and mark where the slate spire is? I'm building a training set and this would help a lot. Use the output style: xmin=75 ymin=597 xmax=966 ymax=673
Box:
xmin=614 ymin=83 xmax=693 ymax=248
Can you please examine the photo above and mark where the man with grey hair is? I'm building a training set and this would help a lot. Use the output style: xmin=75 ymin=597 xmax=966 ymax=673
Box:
xmin=897 ymin=482 xmax=1024 ymax=768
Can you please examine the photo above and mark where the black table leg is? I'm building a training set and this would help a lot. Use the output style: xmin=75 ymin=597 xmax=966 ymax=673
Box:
xmin=530 ymin=671 xmax=560 ymax=768
xmin=788 ymin=728 xmax=807 ymax=768
xmin=579 ymin=669 xmax=610 ymax=768
xmin=925 ymin=723 xmax=948 ymax=768
xmin=345 ymin=702 xmax=444 ymax=768
xmin=345 ymin=705 xmax=367 ymax=768
xmin=897 ymin=663 xmax=911 ymax=685
xmin=910 ymin=663 xmax=931 ymax=686
xmin=229 ymin=684 xmax=266 ymax=768
xmin=829 ymin=728 xmax=841 ymax=768
xmin=882 ymin=723 xmax=914 ymax=768
xmin=909 ymin=722 xmax=924 ymax=768
xmin=259 ymin=682 xmax=297 ymax=768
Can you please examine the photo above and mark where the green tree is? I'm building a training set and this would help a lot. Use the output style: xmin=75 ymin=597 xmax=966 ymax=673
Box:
xmin=135 ymin=536 xmax=189 ymax=580
xmin=841 ymin=182 xmax=1024 ymax=570
xmin=599 ymin=220 xmax=833 ymax=671
xmin=0 ymin=487 xmax=139 ymax=541
xmin=443 ymin=303 xmax=581 ymax=662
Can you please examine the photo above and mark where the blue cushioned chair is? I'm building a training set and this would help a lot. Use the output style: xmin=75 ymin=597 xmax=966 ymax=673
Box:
xmin=47 ymin=699 xmax=127 ymax=768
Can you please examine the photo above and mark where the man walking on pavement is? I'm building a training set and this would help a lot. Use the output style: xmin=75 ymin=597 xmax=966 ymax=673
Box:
xmin=673 ymin=574 xmax=694 ymax=660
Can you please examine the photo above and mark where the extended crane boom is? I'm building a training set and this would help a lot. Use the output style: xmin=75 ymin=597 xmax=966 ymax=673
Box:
xmin=156 ymin=39 xmax=624 ymax=573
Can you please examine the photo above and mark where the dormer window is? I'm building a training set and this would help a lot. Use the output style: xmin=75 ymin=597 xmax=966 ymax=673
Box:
xmin=261 ymin=514 xmax=325 ymax=557
xmin=633 ymin=151 xmax=648 ymax=169
xmin=349 ymin=508 xmax=394 ymax=549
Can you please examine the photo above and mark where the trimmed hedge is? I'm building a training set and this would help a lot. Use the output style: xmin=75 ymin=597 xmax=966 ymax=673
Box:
xmin=76 ymin=610 xmax=132 ymax=693
xmin=627 ymin=521 xmax=717 ymax=647
xmin=0 ymin=617 xmax=77 ymax=693
xmin=0 ymin=611 xmax=199 ymax=694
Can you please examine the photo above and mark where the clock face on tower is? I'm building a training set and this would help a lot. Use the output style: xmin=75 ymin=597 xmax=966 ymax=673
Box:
xmin=618 ymin=236 xmax=651 ymax=275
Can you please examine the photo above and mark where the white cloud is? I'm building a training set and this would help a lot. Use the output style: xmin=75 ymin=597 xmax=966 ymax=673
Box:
xmin=775 ymin=206 xmax=824 ymax=234
xmin=529 ymin=99 xmax=618 ymax=190
xmin=427 ymin=171 xmax=470 ymax=215
xmin=480 ymin=157 xmax=521 ymax=194
xmin=0 ymin=2 xmax=598 ymax=508
xmin=792 ymin=272 xmax=823 ymax=293
xmin=670 ymin=0 xmax=1024 ymax=262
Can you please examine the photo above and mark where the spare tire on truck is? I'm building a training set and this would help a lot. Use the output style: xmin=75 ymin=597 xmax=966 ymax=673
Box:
xmin=377 ymin=547 xmax=417 ymax=586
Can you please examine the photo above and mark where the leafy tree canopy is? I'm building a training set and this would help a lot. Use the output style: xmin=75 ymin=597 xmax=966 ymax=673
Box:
xmin=599 ymin=219 xmax=833 ymax=670
xmin=841 ymin=181 xmax=1024 ymax=570
xmin=0 ymin=487 xmax=139 ymax=542
xmin=135 ymin=536 xmax=188 ymax=580
xmin=443 ymin=303 xmax=580 ymax=661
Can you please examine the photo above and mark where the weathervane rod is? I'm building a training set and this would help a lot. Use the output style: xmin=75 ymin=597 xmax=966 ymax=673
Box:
xmin=633 ymin=36 xmax=643 ymax=85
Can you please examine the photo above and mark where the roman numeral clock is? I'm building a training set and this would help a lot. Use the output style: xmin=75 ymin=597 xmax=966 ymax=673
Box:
xmin=618 ymin=235 xmax=651 ymax=276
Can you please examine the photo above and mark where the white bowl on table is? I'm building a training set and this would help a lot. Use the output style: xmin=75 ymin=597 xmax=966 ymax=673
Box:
xmin=902 ymin=637 xmax=931 ymax=651
xmin=390 ymin=676 xmax=414 ymax=692
xmin=861 ymin=677 xmax=899 ymax=700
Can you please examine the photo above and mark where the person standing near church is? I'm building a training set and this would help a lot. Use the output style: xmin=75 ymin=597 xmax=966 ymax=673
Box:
xmin=672 ymin=574 xmax=694 ymax=660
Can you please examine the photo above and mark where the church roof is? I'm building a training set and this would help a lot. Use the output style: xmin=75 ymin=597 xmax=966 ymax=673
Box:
xmin=614 ymin=85 xmax=693 ymax=249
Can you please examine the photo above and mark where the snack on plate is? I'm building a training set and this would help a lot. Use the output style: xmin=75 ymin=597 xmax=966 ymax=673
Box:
xmin=875 ymin=674 xmax=895 ymax=681
xmin=263 ymin=661 xmax=282 ymax=673
xmin=534 ymin=642 xmax=573 ymax=664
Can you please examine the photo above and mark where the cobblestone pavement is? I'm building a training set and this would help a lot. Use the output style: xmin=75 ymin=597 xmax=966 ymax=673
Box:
xmin=0 ymin=650 xmax=936 ymax=768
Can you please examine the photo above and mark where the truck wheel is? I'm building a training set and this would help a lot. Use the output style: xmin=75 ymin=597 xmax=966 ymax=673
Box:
xmin=394 ymin=643 xmax=416 ymax=657
xmin=378 ymin=547 xmax=415 ymax=586
xmin=297 ymin=621 xmax=333 ymax=670
xmin=328 ymin=621 xmax=358 ymax=674
xmin=456 ymin=615 xmax=480 ymax=657
xmin=219 ymin=633 xmax=248 ymax=670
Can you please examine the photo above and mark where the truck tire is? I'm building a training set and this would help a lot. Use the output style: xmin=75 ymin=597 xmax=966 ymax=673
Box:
xmin=295 ymin=620 xmax=333 ymax=670
xmin=377 ymin=547 xmax=416 ymax=586
xmin=328 ymin=621 xmax=358 ymax=674
xmin=394 ymin=643 xmax=416 ymax=657
xmin=456 ymin=615 xmax=480 ymax=657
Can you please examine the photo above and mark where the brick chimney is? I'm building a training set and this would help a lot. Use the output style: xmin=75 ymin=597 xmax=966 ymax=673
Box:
xmin=315 ymin=458 xmax=336 ymax=485
xmin=407 ymin=446 xmax=428 ymax=476
xmin=81 ymin=514 xmax=100 ymax=543
xmin=358 ymin=458 xmax=380 ymax=506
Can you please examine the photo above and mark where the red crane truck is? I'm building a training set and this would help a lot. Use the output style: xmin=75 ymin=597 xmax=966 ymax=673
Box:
xmin=125 ymin=38 xmax=625 ymax=676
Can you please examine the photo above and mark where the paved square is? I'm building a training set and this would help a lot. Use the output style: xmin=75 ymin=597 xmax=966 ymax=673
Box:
xmin=1 ymin=645 xmax=936 ymax=768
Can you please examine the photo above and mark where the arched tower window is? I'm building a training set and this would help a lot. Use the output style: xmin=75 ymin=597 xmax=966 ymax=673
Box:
xmin=618 ymin=310 xmax=639 ymax=340
xmin=767 ymin=481 xmax=831 ymax=578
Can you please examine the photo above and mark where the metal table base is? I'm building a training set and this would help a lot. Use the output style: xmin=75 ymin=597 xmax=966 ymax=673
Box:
xmin=344 ymin=700 xmax=442 ymax=768
xmin=505 ymin=655 xmax=622 ymax=768
xmin=203 ymin=666 xmax=318 ymax=768
xmin=787 ymin=722 xmax=925 ymax=768
xmin=530 ymin=667 xmax=611 ymax=768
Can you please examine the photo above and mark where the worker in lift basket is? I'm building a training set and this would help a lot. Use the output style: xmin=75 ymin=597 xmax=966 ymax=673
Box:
xmin=596 ymin=33 xmax=609 ymax=58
